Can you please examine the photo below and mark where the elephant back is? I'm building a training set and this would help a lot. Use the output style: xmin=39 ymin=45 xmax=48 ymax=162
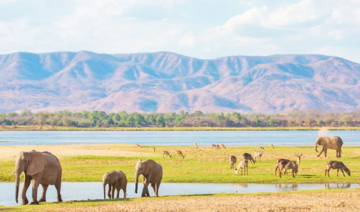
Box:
xmin=332 ymin=136 xmax=343 ymax=147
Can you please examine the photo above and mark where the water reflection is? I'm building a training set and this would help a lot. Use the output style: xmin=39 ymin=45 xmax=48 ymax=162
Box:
xmin=275 ymin=184 xmax=298 ymax=188
xmin=325 ymin=183 xmax=351 ymax=188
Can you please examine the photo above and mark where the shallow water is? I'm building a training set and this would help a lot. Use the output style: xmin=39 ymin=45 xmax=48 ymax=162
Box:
xmin=0 ymin=131 xmax=359 ymax=146
xmin=0 ymin=182 xmax=357 ymax=206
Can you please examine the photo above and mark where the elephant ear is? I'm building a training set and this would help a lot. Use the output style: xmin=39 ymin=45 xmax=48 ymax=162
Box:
xmin=27 ymin=152 xmax=47 ymax=176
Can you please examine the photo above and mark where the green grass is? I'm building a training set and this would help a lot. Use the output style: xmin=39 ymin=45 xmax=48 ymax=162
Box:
xmin=1 ymin=146 xmax=359 ymax=184
xmin=2 ymin=126 xmax=360 ymax=131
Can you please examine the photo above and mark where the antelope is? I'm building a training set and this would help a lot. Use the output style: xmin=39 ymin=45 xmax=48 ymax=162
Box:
xmin=230 ymin=155 xmax=237 ymax=169
xmin=135 ymin=144 xmax=141 ymax=148
xmin=242 ymin=153 xmax=255 ymax=165
xmin=279 ymin=154 xmax=302 ymax=178
xmin=235 ymin=159 xmax=248 ymax=175
xmin=152 ymin=147 xmax=156 ymax=152
xmin=216 ymin=145 xmax=221 ymax=150
xmin=162 ymin=151 xmax=172 ymax=158
xmin=211 ymin=144 xmax=217 ymax=149
xmin=275 ymin=159 xmax=290 ymax=175
xmin=220 ymin=144 xmax=226 ymax=149
xmin=269 ymin=143 xmax=274 ymax=149
xmin=193 ymin=142 xmax=198 ymax=148
xmin=254 ymin=147 xmax=265 ymax=162
xmin=175 ymin=150 xmax=185 ymax=159
xmin=325 ymin=161 xmax=351 ymax=177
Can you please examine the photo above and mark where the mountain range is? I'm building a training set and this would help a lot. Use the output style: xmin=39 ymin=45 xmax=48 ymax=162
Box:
xmin=0 ymin=51 xmax=360 ymax=113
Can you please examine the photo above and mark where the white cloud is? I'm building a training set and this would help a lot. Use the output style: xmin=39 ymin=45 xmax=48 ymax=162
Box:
xmin=179 ymin=34 xmax=195 ymax=47
xmin=223 ymin=6 xmax=267 ymax=30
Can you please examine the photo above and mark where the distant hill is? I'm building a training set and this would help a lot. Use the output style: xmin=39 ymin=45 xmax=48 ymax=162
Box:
xmin=1 ymin=51 xmax=360 ymax=113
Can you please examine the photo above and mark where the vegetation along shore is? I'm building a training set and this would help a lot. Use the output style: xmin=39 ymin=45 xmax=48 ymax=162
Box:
xmin=1 ymin=109 xmax=360 ymax=131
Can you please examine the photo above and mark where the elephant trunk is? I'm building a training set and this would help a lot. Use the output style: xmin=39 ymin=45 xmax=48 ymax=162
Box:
xmin=135 ymin=172 xmax=139 ymax=194
xmin=315 ymin=143 xmax=318 ymax=152
xmin=103 ymin=182 xmax=106 ymax=200
xmin=15 ymin=160 xmax=23 ymax=204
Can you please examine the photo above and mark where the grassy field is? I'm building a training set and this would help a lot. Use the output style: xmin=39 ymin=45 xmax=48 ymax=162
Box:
xmin=2 ymin=125 xmax=360 ymax=131
xmin=1 ymin=145 xmax=359 ymax=184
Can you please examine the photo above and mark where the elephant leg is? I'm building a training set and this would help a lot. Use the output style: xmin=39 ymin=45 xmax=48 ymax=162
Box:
xmin=116 ymin=188 xmax=120 ymax=199
xmin=123 ymin=188 xmax=126 ymax=198
xmin=39 ymin=184 xmax=49 ymax=202
xmin=324 ymin=149 xmax=327 ymax=158
xmin=55 ymin=178 xmax=62 ymax=202
xmin=155 ymin=182 xmax=161 ymax=197
xmin=21 ymin=175 xmax=31 ymax=205
xmin=30 ymin=175 xmax=41 ymax=205
xmin=108 ymin=184 xmax=112 ymax=199
xmin=340 ymin=169 xmax=345 ymax=177
xmin=111 ymin=185 xmax=115 ymax=199
xmin=151 ymin=183 xmax=156 ymax=196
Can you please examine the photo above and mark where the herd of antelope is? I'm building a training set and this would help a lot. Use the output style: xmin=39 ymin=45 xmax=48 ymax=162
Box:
xmin=134 ymin=140 xmax=352 ymax=179
xmin=230 ymin=144 xmax=351 ymax=178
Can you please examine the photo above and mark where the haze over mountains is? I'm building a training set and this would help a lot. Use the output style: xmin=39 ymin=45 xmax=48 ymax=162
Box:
xmin=1 ymin=51 xmax=360 ymax=113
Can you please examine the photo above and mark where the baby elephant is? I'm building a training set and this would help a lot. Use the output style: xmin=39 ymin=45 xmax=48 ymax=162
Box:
xmin=235 ymin=159 xmax=248 ymax=175
xmin=229 ymin=155 xmax=237 ymax=169
xmin=325 ymin=161 xmax=351 ymax=177
xmin=103 ymin=171 xmax=127 ymax=199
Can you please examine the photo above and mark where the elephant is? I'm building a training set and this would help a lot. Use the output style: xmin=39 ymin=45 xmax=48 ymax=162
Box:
xmin=315 ymin=136 xmax=343 ymax=158
xmin=135 ymin=159 xmax=162 ymax=197
xmin=14 ymin=150 xmax=62 ymax=205
xmin=103 ymin=171 xmax=127 ymax=199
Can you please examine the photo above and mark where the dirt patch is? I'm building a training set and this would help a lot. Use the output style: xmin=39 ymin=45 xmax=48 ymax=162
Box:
xmin=0 ymin=144 xmax=150 ymax=160
xmin=51 ymin=189 xmax=360 ymax=212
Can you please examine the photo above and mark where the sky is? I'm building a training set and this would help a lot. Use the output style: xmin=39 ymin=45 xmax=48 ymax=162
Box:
xmin=0 ymin=0 xmax=360 ymax=62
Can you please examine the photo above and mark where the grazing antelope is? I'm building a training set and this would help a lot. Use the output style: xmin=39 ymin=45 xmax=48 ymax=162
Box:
xmin=211 ymin=144 xmax=217 ymax=149
xmin=235 ymin=159 xmax=248 ymax=175
xmin=193 ymin=142 xmax=198 ymax=148
xmin=275 ymin=159 xmax=290 ymax=175
xmin=162 ymin=151 xmax=172 ymax=158
xmin=174 ymin=150 xmax=185 ymax=159
xmin=216 ymin=145 xmax=221 ymax=150
xmin=269 ymin=144 xmax=274 ymax=149
xmin=242 ymin=153 xmax=255 ymax=165
xmin=325 ymin=161 xmax=351 ymax=177
xmin=254 ymin=147 xmax=265 ymax=162
xmin=135 ymin=144 xmax=141 ymax=148
xmin=230 ymin=155 xmax=237 ymax=169
xmin=279 ymin=154 xmax=302 ymax=178
xmin=220 ymin=144 xmax=226 ymax=149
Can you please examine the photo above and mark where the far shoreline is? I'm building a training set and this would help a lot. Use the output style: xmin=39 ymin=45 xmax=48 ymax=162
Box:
xmin=1 ymin=126 xmax=360 ymax=131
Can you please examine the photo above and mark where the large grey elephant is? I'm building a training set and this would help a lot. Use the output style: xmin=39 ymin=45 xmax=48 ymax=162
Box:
xmin=135 ymin=159 xmax=162 ymax=197
xmin=103 ymin=171 xmax=127 ymax=199
xmin=315 ymin=136 xmax=343 ymax=158
xmin=15 ymin=150 xmax=62 ymax=205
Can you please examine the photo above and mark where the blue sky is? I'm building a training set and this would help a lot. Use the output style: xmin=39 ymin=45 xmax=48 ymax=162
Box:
xmin=0 ymin=0 xmax=359 ymax=62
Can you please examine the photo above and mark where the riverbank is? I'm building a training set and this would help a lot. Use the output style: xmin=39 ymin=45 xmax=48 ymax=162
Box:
xmin=3 ymin=189 xmax=360 ymax=211
xmin=1 ymin=144 xmax=359 ymax=184
xmin=1 ymin=126 xmax=360 ymax=131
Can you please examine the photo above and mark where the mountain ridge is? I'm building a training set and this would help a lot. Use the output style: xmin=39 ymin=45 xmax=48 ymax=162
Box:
xmin=0 ymin=51 xmax=359 ymax=113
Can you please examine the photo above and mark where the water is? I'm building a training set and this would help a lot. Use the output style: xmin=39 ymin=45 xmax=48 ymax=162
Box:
xmin=0 ymin=182 xmax=357 ymax=206
xmin=0 ymin=131 xmax=359 ymax=146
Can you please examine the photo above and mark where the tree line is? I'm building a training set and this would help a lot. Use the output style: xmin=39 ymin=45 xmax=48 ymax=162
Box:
xmin=0 ymin=109 xmax=359 ymax=128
